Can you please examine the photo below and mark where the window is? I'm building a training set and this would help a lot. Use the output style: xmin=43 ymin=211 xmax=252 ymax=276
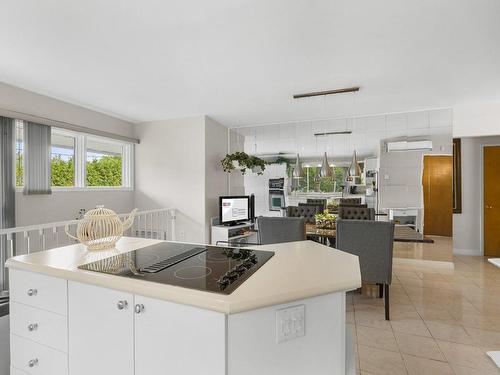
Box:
xmin=292 ymin=166 xmax=346 ymax=193
xmin=86 ymin=138 xmax=123 ymax=187
xmin=51 ymin=130 xmax=76 ymax=187
xmin=14 ymin=121 xmax=133 ymax=189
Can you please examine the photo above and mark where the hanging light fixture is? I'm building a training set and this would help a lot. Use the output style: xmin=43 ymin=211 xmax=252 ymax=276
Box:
xmin=319 ymin=152 xmax=333 ymax=178
xmin=346 ymin=90 xmax=362 ymax=182
xmin=347 ymin=150 xmax=362 ymax=181
xmin=292 ymin=153 xmax=305 ymax=179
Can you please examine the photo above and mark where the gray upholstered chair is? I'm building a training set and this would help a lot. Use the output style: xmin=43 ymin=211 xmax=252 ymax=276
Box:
xmin=336 ymin=220 xmax=395 ymax=320
xmin=338 ymin=206 xmax=374 ymax=220
xmin=257 ymin=217 xmax=306 ymax=245
xmin=339 ymin=197 xmax=362 ymax=206
xmin=286 ymin=205 xmax=320 ymax=224
xmin=306 ymin=199 xmax=327 ymax=211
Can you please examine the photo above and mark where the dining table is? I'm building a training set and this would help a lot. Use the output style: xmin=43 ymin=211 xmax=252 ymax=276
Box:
xmin=305 ymin=223 xmax=434 ymax=244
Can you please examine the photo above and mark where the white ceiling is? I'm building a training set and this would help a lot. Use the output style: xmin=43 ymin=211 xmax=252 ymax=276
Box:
xmin=0 ymin=0 xmax=499 ymax=127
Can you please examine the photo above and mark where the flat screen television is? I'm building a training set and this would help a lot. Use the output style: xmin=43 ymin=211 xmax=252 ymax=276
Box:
xmin=219 ymin=196 xmax=250 ymax=225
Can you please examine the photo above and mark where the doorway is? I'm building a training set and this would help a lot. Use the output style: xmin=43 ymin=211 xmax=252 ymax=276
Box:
xmin=483 ymin=146 xmax=500 ymax=256
xmin=422 ymin=155 xmax=453 ymax=236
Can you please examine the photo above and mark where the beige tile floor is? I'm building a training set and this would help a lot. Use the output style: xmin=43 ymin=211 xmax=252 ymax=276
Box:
xmin=394 ymin=236 xmax=454 ymax=263
xmin=348 ymin=254 xmax=500 ymax=375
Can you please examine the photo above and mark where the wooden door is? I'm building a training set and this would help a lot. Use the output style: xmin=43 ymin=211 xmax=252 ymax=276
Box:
xmin=484 ymin=146 xmax=500 ymax=256
xmin=68 ymin=281 xmax=134 ymax=375
xmin=134 ymin=295 xmax=226 ymax=375
xmin=422 ymin=155 xmax=453 ymax=236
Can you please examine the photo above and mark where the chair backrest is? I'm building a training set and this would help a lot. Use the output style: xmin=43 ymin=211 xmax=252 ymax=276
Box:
xmin=339 ymin=197 xmax=362 ymax=206
xmin=338 ymin=206 xmax=374 ymax=220
xmin=299 ymin=202 xmax=326 ymax=213
xmin=306 ymin=199 xmax=327 ymax=211
xmin=336 ymin=220 xmax=395 ymax=284
xmin=339 ymin=203 xmax=368 ymax=208
xmin=286 ymin=205 xmax=320 ymax=224
xmin=257 ymin=217 xmax=306 ymax=245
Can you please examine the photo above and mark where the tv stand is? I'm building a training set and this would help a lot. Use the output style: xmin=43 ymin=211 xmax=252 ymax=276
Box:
xmin=211 ymin=221 xmax=258 ymax=246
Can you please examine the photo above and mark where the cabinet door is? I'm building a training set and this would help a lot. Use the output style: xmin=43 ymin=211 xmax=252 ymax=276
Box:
xmin=68 ymin=281 xmax=134 ymax=375
xmin=134 ymin=295 xmax=226 ymax=375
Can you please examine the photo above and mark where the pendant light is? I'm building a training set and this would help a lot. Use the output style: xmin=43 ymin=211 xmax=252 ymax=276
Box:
xmin=292 ymin=153 xmax=305 ymax=179
xmin=346 ymin=91 xmax=362 ymax=182
xmin=319 ymin=152 xmax=333 ymax=178
xmin=348 ymin=150 xmax=362 ymax=178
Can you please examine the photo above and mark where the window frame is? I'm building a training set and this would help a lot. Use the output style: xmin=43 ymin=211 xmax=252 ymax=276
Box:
xmin=15 ymin=123 xmax=134 ymax=192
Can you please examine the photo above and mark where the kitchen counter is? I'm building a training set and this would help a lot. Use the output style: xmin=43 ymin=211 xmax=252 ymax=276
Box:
xmin=6 ymin=237 xmax=361 ymax=314
xmin=6 ymin=237 xmax=360 ymax=375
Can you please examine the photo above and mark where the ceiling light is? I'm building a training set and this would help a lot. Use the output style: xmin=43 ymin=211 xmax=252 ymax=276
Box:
xmin=319 ymin=152 xmax=333 ymax=178
xmin=293 ymin=86 xmax=360 ymax=99
xmin=292 ymin=153 xmax=305 ymax=179
xmin=346 ymin=150 xmax=362 ymax=181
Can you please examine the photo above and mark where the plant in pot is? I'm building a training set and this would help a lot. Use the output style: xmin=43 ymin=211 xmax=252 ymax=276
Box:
xmin=221 ymin=152 xmax=266 ymax=175
xmin=315 ymin=211 xmax=338 ymax=229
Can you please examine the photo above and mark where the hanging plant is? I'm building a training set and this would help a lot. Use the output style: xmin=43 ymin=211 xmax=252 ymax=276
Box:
xmin=221 ymin=152 xmax=266 ymax=175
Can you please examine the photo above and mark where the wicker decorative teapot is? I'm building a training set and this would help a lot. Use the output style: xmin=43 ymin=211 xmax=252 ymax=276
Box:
xmin=65 ymin=206 xmax=137 ymax=250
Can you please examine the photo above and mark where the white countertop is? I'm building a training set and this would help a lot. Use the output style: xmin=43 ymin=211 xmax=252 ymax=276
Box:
xmin=6 ymin=237 xmax=361 ymax=314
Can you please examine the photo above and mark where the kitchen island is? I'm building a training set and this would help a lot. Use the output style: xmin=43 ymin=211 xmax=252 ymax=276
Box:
xmin=6 ymin=237 xmax=361 ymax=375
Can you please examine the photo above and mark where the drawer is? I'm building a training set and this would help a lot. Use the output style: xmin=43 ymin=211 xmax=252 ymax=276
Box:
xmin=11 ymin=334 xmax=68 ymax=375
xmin=10 ymin=302 xmax=67 ymax=352
xmin=9 ymin=269 xmax=67 ymax=315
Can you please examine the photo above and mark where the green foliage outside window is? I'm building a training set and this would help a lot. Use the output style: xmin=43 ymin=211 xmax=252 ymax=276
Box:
xmin=16 ymin=153 xmax=23 ymax=187
xmin=86 ymin=156 xmax=122 ymax=186
xmin=293 ymin=166 xmax=345 ymax=193
xmin=51 ymin=157 xmax=75 ymax=186
xmin=16 ymin=155 xmax=122 ymax=187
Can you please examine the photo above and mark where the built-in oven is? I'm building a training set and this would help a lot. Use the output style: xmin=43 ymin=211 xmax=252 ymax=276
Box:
xmin=269 ymin=178 xmax=285 ymax=211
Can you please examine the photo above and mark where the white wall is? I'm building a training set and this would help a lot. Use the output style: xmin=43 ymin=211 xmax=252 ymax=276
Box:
xmin=0 ymin=82 xmax=137 ymax=225
xmin=454 ymin=99 xmax=500 ymax=138
xmin=205 ymin=117 xmax=229 ymax=238
xmin=0 ymin=82 xmax=135 ymax=138
xmin=134 ymin=116 xmax=228 ymax=244
xmin=453 ymin=136 xmax=500 ymax=255
xmin=15 ymin=190 xmax=134 ymax=226
xmin=378 ymin=132 xmax=452 ymax=209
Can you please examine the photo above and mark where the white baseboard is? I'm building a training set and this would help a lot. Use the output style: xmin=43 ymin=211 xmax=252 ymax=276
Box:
xmin=453 ymin=248 xmax=481 ymax=256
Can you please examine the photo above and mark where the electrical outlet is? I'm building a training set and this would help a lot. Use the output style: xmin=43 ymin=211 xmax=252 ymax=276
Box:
xmin=276 ymin=305 xmax=305 ymax=343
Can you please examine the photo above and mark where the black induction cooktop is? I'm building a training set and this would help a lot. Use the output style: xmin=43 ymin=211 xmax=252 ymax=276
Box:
xmin=78 ymin=242 xmax=274 ymax=295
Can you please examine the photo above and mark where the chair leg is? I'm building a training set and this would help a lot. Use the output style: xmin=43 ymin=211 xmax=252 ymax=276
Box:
xmin=384 ymin=284 xmax=390 ymax=321
xmin=378 ymin=283 xmax=384 ymax=298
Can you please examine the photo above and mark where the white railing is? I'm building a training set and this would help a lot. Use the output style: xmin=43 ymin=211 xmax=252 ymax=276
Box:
xmin=0 ymin=208 xmax=176 ymax=291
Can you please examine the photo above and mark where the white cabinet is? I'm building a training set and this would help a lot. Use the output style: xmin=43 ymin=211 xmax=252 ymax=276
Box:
xmin=9 ymin=269 xmax=68 ymax=375
xmin=10 ymin=269 xmax=67 ymax=315
xmin=134 ymin=295 xmax=225 ymax=375
xmin=68 ymin=282 xmax=134 ymax=375
xmin=10 ymin=334 xmax=68 ymax=375
xmin=67 ymin=283 xmax=226 ymax=375
xmin=10 ymin=302 xmax=67 ymax=352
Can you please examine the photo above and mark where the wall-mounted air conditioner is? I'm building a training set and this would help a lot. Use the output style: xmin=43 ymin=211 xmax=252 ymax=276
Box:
xmin=386 ymin=140 xmax=433 ymax=152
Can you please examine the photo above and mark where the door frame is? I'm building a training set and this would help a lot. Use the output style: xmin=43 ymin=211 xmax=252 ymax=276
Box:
xmin=480 ymin=143 xmax=500 ymax=256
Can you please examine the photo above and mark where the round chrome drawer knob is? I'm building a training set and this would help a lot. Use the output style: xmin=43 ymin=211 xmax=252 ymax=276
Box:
xmin=27 ymin=288 xmax=38 ymax=297
xmin=27 ymin=323 xmax=39 ymax=332
xmin=117 ymin=300 xmax=128 ymax=310
xmin=28 ymin=359 xmax=39 ymax=367
xmin=134 ymin=304 xmax=145 ymax=314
